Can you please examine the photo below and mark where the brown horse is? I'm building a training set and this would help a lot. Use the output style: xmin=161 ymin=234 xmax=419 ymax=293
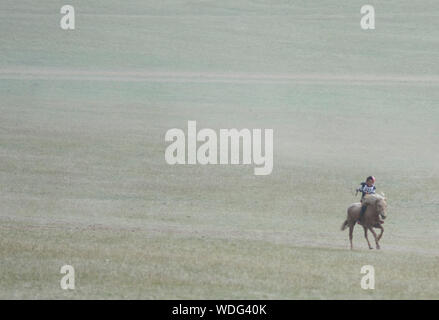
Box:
xmin=340 ymin=194 xmax=387 ymax=250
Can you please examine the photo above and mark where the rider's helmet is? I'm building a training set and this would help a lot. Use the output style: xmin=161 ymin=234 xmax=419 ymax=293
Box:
xmin=367 ymin=176 xmax=376 ymax=183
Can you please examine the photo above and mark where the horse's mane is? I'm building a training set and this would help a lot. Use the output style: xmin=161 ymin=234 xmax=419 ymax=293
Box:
xmin=362 ymin=193 xmax=386 ymax=206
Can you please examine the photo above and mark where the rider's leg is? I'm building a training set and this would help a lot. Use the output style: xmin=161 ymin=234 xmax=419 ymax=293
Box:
xmin=358 ymin=205 xmax=367 ymax=221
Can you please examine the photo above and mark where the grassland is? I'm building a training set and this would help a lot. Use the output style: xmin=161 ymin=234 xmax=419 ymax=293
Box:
xmin=0 ymin=0 xmax=438 ymax=299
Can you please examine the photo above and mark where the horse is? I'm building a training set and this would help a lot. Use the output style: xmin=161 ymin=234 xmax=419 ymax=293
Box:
xmin=340 ymin=194 xmax=387 ymax=250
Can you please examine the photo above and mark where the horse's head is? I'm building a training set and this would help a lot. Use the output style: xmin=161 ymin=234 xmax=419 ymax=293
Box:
xmin=376 ymin=196 xmax=387 ymax=219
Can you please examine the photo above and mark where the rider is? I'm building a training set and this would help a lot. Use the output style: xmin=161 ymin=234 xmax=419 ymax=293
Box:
xmin=357 ymin=176 xmax=376 ymax=222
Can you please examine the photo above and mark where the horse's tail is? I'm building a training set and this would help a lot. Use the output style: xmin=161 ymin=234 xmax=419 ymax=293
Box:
xmin=341 ymin=219 xmax=348 ymax=231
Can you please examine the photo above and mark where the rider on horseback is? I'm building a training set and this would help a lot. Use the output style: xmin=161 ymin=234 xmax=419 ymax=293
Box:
xmin=357 ymin=176 xmax=377 ymax=222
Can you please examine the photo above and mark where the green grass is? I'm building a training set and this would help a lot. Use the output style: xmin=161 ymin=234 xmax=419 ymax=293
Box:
xmin=0 ymin=0 xmax=438 ymax=299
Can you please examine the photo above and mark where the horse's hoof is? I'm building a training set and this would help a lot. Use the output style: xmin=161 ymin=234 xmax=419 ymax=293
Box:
xmin=369 ymin=247 xmax=373 ymax=250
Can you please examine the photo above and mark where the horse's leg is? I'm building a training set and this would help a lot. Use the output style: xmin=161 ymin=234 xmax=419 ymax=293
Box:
xmin=368 ymin=227 xmax=380 ymax=250
xmin=376 ymin=224 xmax=384 ymax=242
xmin=349 ymin=225 xmax=354 ymax=250
xmin=363 ymin=226 xmax=372 ymax=250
